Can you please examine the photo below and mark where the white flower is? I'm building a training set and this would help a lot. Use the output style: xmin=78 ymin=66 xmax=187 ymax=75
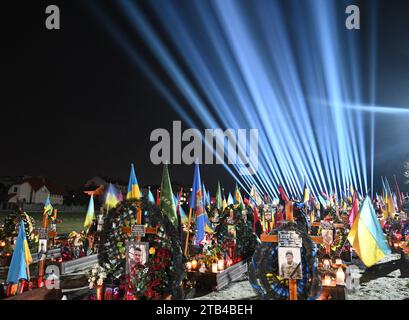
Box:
xmin=89 ymin=282 xmax=94 ymax=289
xmin=96 ymin=278 xmax=103 ymax=286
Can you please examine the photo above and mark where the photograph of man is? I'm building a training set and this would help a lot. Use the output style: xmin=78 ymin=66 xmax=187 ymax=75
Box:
xmin=228 ymin=225 xmax=236 ymax=239
xmin=126 ymin=242 xmax=148 ymax=279
xmin=279 ymin=248 xmax=302 ymax=279
xmin=322 ymin=229 xmax=334 ymax=245
xmin=38 ymin=240 xmax=47 ymax=261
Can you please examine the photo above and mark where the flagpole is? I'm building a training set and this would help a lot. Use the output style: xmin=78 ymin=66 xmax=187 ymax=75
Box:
xmin=37 ymin=206 xmax=48 ymax=287
xmin=184 ymin=207 xmax=193 ymax=257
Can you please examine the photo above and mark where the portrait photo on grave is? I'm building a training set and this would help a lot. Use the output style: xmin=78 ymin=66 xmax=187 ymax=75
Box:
xmin=322 ymin=229 xmax=334 ymax=245
xmin=126 ymin=242 xmax=149 ymax=278
xmin=278 ymin=247 xmax=303 ymax=280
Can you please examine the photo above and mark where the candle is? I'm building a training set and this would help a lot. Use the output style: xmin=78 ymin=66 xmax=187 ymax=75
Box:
xmin=211 ymin=263 xmax=218 ymax=273
xmin=191 ymin=259 xmax=198 ymax=270
xmin=217 ymin=259 xmax=224 ymax=271
xmin=335 ymin=258 xmax=343 ymax=265
xmin=336 ymin=267 xmax=345 ymax=285
xmin=186 ymin=262 xmax=192 ymax=271
xmin=324 ymin=275 xmax=332 ymax=286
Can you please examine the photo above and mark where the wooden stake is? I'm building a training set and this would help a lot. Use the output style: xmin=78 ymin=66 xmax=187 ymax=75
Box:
xmin=289 ymin=279 xmax=297 ymax=300
xmin=184 ymin=208 xmax=193 ymax=257
xmin=37 ymin=208 xmax=48 ymax=286
xmin=285 ymin=201 xmax=294 ymax=221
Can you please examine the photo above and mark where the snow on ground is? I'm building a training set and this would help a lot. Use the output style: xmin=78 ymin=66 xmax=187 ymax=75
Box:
xmin=190 ymin=254 xmax=409 ymax=300
xmin=347 ymin=254 xmax=409 ymax=300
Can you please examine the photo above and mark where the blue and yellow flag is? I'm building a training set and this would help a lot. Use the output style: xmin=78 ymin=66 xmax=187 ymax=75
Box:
xmin=190 ymin=162 xmax=206 ymax=244
xmin=302 ymin=182 xmax=310 ymax=203
xmin=222 ymin=195 xmax=227 ymax=212
xmin=105 ymin=183 xmax=119 ymax=210
xmin=44 ymin=195 xmax=53 ymax=216
xmin=84 ymin=195 xmax=95 ymax=230
xmin=234 ymin=184 xmax=244 ymax=210
xmin=7 ymin=221 xmax=32 ymax=284
xmin=347 ymin=196 xmax=391 ymax=267
xmin=127 ymin=163 xmax=141 ymax=200
xmin=174 ymin=194 xmax=188 ymax=225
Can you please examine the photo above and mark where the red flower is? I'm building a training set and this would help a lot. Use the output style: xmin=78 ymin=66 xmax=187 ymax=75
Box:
xmin=157 ymin=248 xmax=171 ymax=259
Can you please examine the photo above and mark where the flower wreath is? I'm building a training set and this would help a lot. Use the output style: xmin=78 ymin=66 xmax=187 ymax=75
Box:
xmin=3 ymin=210 xmax=36 ymax=242
xmin=248 ymin=222 xmax=321 ymax=300
xmin=214 ymin=205 xmax=258 ymax=261
xmin=98 ymin=198 xmax=185 ymax=299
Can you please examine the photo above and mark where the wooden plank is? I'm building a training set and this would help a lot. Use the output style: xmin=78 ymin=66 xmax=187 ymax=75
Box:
xmin=5 ymin=287 xmax=62 ymax=300
xmin=61 ymin=254 xmax=99 ymax=275
xmin=289 ymin=279 xmax=297 ymax=300
xmin=260 ymin=234 xmax=278 ymax=243
xmin=122 ymin=226 xmax=131 ymax=234
xmin=311 ymin=236 xmax=324 ymax=244
xmin=145 ymin=227 xmax=157 ymax=234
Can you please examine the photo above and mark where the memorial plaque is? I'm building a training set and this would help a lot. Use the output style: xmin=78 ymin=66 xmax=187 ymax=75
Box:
xmin=278 ymin=230 xmax=302 ymax=247
xmin=131 ymin=224 xmax=145 ymax=237
xmin=38 ymin=227 xmax=49 ymax=240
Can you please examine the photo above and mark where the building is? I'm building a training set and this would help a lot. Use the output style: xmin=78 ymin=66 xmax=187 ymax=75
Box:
xmin=7 ymin=177 xmax=64 ymax=205
xmin=85 ymin=176 xmax=128 ymax=194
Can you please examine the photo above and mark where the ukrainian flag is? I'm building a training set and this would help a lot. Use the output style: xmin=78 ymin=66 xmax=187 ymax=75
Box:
xmin=7 ymin=221 xmax=32 ymax=284
xmin=105 ymin=183 xmax=119 ymax=210
xmin=234 ymin=184 xmax=244 ymax=210
xmin=126 ymin=163 xmax=141 ymax=200
xmin=347 ymin=196 xmax=391 ymax=267
xmin=302 ymin=182 xmax=309 ymax=203
xmin=222 ymin=195 xmax=227 ymax=212
xmin=44 ymin=195 xmax=53 ymax=216
xmin=84 ymin=195 xmax=95 ymax=230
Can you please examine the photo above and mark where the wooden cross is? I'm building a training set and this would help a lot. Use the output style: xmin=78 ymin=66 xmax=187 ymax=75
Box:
xmin=121 ymin=201 xmax=157 ymax=240
xmin=260 ymin=202 xmax=325 ymax=300
xmin=261 ymin=203 xmax=347 ymax=300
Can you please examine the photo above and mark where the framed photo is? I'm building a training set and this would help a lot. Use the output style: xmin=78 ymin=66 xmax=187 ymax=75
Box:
xmin=38 ymin=239 xmax=48 ymax=261
xmin=228 ymin=225 xmax=236 ymax=239
xmin=126 ymin=241 xmax=149 ymax=278
xmin=278 ymin=247 xmax=302 ymax=279
xmin=97 ymin=214 xmax=104 ymax=232
xmin=265 ymin=211 xmax=273 ymax=222
xmin=322 ymin=229 xmax=334 ymax=245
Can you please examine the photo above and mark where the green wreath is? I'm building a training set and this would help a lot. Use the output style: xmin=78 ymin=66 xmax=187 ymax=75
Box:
xmin=214 ymin=205 xmax=257 ymax=261
xmin=3 ymin=210 xmax=36 ymax=243
xmin=248 ymin=222 xmax=321 ymax=300
xmin=98 ymin=199 xmax=185 ymax=299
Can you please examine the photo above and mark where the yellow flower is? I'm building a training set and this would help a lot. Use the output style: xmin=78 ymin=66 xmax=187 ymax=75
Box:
xmin=149 ymin=247 xmax=156 ymax=255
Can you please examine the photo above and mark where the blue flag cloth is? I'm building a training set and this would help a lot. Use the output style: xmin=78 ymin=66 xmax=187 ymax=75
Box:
xmin=7 ymin=221 xmax=32 ymax=284
xmin=147 ymin=188 xmax=155 ymax=204
xmin=190 ymin=162 xmax=206 ymax=244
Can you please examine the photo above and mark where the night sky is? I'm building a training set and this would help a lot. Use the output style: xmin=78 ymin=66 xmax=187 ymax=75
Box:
xmin=1 ymin=0 xmax=409 ymax=193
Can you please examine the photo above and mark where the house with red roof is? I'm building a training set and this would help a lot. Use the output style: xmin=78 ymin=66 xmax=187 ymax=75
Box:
xmin=7 ymin=177 xmax=64 ymax=205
